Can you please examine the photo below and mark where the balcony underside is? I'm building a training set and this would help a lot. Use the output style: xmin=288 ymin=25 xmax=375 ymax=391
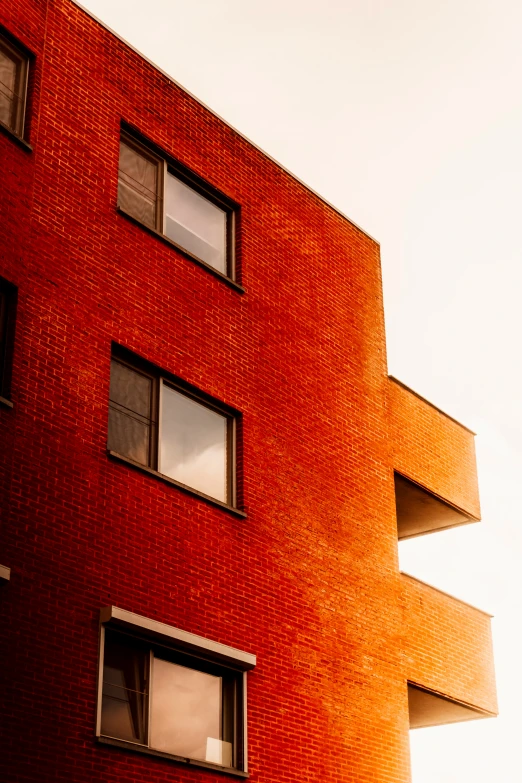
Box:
xmin=401 ymin=574 xmax=497 ymax=720
xmin=388 ymin=377 xmax=481 ymax=521
xmin=408 ymin=684 xmax=491 ymax=729
xmin=395 ymin=473 xmax=473 ymax=539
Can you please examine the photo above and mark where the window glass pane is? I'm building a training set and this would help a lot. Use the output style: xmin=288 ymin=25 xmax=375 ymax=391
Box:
xmin=165 ymin=173 xmax=227 ymax=274
xmin=108 ymin=407 xmax=150 ymax=465
xmin=110 ymin=361 xmax=151 ymax=418
xmin=108 ymin=361 xmax=152 ymax=465
xmin=118 ymin=141 xmax=158 ymax=228
xmin=101 ymin=632 xmax=148 ymax=744
xmin=0 ymin=46 xmax=18 ymax=130
xmin=150 ymin=658 xmax=231 ymax=766
xmin=160 ymin=384 xmax=228 ymax=502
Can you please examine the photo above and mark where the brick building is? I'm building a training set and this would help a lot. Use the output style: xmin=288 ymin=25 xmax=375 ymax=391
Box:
xmin=0 ymin=1 xmax=497 ymax=781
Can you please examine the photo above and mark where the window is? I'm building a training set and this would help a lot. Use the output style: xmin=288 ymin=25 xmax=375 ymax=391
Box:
xmin=97 ymin=606 xmax=255 ymax=776
xmin=107 ymin=349 xmax=238 ymax=507
xmin=0 ymin=278 xmax=17 ymax=404
xmin=0 ymin=32 xmax=29 ymax=138
xmin=118 ymin=132 xmax=236 ymax=279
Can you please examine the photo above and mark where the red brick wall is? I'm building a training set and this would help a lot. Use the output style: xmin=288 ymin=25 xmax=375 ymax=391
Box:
xmin=0 ymin=2 xmax=493 ymax=783
xmin=0 ymin=0 xmax=46 ymax=563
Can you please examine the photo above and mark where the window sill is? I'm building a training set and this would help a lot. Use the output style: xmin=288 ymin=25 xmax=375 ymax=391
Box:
xmin=0 ymin=120 xmax=32 ymax=152
xmin=0 ymin=396 xmax=13 ymax=409
xmin=117 ymin=207 xmax=245 ymax=294
xmin=97 ymin=736 xmax=249 ymax=777
xmin=108 ymin=450 xmax=247 ymax=519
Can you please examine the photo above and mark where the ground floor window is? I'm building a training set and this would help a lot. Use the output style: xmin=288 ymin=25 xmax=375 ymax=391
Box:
xmin=97 ymin=607 xmax=255 ymax=775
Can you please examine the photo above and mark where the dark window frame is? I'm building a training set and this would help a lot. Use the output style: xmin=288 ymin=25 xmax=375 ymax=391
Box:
xmin=118 ymin=134 xmax=164 ymax=233
xmin=118 ymin=128 xmax=239 ymax=285
xmin=97 ymin=608 xmax=254 ymax=777
xmin=0 ymin=29 xmax=30 ymax=141
xmin=107 ymin=346 xmax=241 ymax=513
xmin=108 ymin=355 xmax=159 ymax=472
xmin=0 ymin=278 xmax=17 ymax=406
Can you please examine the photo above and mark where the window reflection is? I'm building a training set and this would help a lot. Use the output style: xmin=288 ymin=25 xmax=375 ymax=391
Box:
xmin=100 ymin=631 xmax=240 ymax=769
xmin=165 ymin=173 xmax=226 ymax=273
xmin=151 ymin=658 xmax=228 ymax=763
xmin=160 ymin=383 xmax=227 ymax=502
xmin=107 ymin=352 xmax=236 ymax=505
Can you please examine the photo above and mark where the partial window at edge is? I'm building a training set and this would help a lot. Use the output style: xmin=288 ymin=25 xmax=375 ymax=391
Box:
xmin=0 ymin=33 xmax=29 ymax=139
xmin=0 ymin=278 xmax=17 ymax=401
xmin=117 ymin=134 xmax=235 ymax=279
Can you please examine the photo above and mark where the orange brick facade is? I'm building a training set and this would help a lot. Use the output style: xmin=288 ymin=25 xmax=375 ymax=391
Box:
xmin=0 ymin=2 xmax=496 ymax=782
xmin=388 ymin=377 xmax=481 ymax=519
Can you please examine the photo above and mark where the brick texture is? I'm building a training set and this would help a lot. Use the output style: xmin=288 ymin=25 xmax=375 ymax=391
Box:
xmin=388 ymin=377 xmax=481 ymax=519
xmin=401 ymin=574 xmax=497 ymax=714
xmin=0 ymin=1 xmax=495 ymax=782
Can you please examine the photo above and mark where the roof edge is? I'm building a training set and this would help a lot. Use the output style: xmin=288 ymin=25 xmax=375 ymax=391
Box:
xmin=70 ymin=0 xmax=379 ymax=245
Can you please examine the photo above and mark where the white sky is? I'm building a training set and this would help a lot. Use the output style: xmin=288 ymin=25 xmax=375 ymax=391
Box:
xmin=78 ymin=1 xmax=522 ymax=779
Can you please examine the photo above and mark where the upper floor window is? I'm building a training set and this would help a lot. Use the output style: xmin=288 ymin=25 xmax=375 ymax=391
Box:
xmin=118 ymin=132 xmax=236 ymax=280
xmin=0 ymin=277 xmax=17 ymax=404
xmin=0 ymin=32 xmax=29 ymax=139
xmin=107 ymin=348 xmax=239 ymax=508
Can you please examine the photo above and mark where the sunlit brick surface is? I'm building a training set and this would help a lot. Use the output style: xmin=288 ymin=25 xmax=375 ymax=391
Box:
xmin=388 ymin=377 xmax=481 ymax=519
xmin=401 ymin=574 xmax=497 ymax=716
xmin=0 ymin=1 xmax=495 ymax=781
